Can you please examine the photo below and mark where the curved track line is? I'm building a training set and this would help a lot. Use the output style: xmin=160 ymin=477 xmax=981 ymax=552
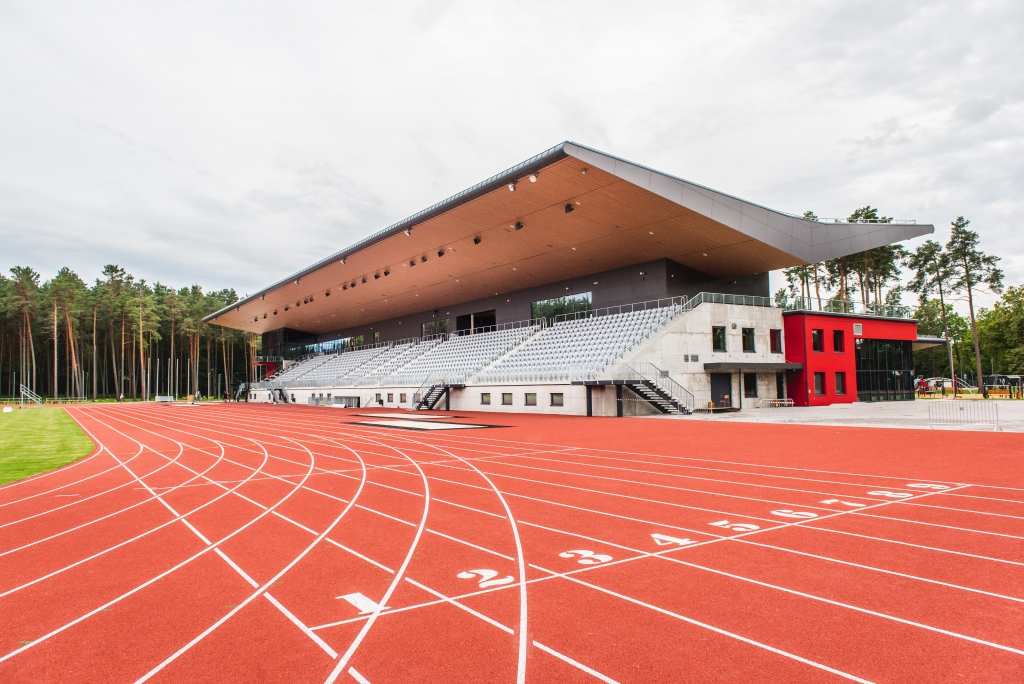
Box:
xmin=0 ymin=433 xmax=301 ymax=663
xmin=134 ymin=436 xmax=369 ymax=683
xmin=0 ymin=407 xmax=104 ymax=491
xmin=325 ymin=439 xmax=431 ymax=684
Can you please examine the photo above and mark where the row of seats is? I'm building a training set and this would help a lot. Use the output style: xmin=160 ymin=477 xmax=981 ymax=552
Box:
xmin=266 ymin=309 xmax=675 ymax=388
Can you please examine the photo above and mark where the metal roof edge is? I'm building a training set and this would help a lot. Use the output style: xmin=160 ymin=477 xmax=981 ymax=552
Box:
xmin=204 ymin=142 xmax=571 ymax=323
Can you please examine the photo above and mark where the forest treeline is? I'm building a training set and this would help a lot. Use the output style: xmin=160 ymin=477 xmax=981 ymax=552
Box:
xmin=0 ymin=264 xmax=258 ymax=400
xmin=779 ymin=209 xmax=1020 ymax=388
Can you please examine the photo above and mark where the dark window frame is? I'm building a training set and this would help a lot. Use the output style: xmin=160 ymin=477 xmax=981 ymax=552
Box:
xmin=712 ymin=326 xmax=727 ymax=352
xmin=835 ymin=372 xmax=847 ymax=395
xmin=814 ymin=372 xmax=826 ymax=396
xmin=550 ymin=392 xmax=564 ymax=407
xmin=770 ymin=329 xmax=783 ymax=354
xmin=811 ymin=329 xmax=824 ymax=353
xmin=525 ymin=393 xmax=537 ymax=406
xmin=743 ymin=373 xmax=758 ymax=398
xmin=480 ymin=392 xmax=491 ymax=405
xmin=501 ymin=392 xmax=513 ymax=406
xmin=833 ymin=329 xmax=845 ymax=353
xmin=742 ymin=328 xmax=756 ymax=353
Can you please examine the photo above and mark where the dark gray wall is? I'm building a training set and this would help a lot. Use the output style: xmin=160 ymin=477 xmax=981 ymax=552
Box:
xmin=266 ymin=259 xmax=770 ymax=348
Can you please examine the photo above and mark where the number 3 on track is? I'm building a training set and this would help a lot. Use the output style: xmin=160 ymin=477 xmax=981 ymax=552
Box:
xmin=906 ymin=483 xmax=950 ymax=490
xmin=560 ymin=550 xmax=612 ymax=565
xmin=457 ymin=569 xmax=515 ymax=588
xmin=771 ymin=509 xmax=818 ymax=519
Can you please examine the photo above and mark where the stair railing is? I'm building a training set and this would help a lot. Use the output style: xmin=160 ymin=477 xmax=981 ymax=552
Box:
xmin=621 ymin=363 xmax=695 ymax=412
xmin=20 ymin=384 xmax=44 ymax=407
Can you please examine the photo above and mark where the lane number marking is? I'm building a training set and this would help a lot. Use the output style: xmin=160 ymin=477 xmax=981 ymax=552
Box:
xmin=457 ymin=569 xmax=515 ymax=588
xmin=337 ymin=592 xmax=387 ymax=615
xmin=709 ymin=520 xmax=760 ymax=532
xmin=771 ymin=509 xmax=818 ymax=519
xmin=559 ymin=549 xmax=613 ymax=565
xmin=867 ymin=491 xmax=913 ymax=499
xmin=906 ymin=483 xmax=950 ymax=490
xmin=820 ymin=499 xmax=866 ymax=507
xmin=651 ymin=533 xmax=698 ymax=547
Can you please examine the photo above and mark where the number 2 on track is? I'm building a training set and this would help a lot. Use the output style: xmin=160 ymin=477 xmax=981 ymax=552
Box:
xmin=457 ymin=569 xmax=515 ymax=588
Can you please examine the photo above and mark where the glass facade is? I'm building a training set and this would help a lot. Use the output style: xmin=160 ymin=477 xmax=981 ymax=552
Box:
xmin=855 ymin=339 xmax=914 ymax=402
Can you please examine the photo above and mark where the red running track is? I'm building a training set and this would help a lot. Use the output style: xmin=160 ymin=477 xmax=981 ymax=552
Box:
xmin=1 ymin=403 xmax=1023 ymax=683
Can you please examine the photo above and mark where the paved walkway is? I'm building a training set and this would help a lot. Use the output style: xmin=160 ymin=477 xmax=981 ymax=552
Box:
xmin=684 ymin=398 xmax=1024 ymax=432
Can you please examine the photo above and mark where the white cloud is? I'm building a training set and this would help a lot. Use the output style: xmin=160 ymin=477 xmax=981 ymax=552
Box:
xmin=0 ymin=0 xmax=1021 ymax=311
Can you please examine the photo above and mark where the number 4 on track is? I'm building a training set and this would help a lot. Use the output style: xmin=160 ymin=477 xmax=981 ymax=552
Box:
xmin=651 ymin=533 xmax=697 ymax=547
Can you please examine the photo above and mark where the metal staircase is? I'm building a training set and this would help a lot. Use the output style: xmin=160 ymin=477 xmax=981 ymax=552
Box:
xmin=620 ymin=363 xmax=693 ymax=415
xmin=414 ymin=384 xmax=447 ymax=410
xmin=20 ymin=384 xmax=43 ymax=407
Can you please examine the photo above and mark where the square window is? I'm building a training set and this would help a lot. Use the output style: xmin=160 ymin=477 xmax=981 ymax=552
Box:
xmin=387 ymin=393 xmax=394 ymax=402
xmin=812 ymin=329 xmax=824 ymax=352
xmin=684 ymin=354 xmax=690 ymax=362
xmin=525 ymin=393 xmax=537 ymax=406
xmin=743 ymin=373 xmax=758 ymax=398
xmin=712 ymin=326 xmax=727 ymax=352
xmin=501 ymin=393 xmax=513 ymax=406
xmin=481 ymin=392 xmax=491 ymax=405
xmin=833 ymin=330 xmax=845 ymax=353
xmin=770 ymin=329 xmax=783 ymax=354
xmin=836 ymin=372 xmax=847 ymax=395
xmin=400 ymin=393 xmax=407 ymax=403
xmin=814 ymin=372 xmax=826 ymax=396
xmin=742 ymin=328 xmax=756 ymax=353
xmin=550 ymin=392 xmax=564 ymax=407
xmin=690 ymin=353 xmax=698 ymax=362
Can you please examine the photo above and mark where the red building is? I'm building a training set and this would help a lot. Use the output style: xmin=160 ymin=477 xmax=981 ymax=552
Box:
xmin=783 ymin=311 xmax=937 ymax=406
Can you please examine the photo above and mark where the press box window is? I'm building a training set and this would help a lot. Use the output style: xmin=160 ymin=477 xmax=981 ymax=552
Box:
xmin=550 ymin=392 xmax=564 ymax=407
xmin=833 ymin=330 xmax=845 ymax=353
xmin=812 ymin=329 xmax=824 ymax=352
xmin=743 ymin=373 xmax=758 ymax=398
xmin=770 ymin=329 xmax=783 ymax=354
xmin=836 ymin=372 xmax=847 ymax=395
xmin=525 ymin=393 xmax=537 ymax=406
xmin=400 ymin=393 xmax=407 ymax=403
xmin=742 ymin=328 xmax=755 ymax=353
xmin=480 ymin=393 xmax=491 ymax=405
xmin=501 ymin=393 xmax=513 ymax=406
xmin=712 ymin=326 xmax=727 ymax=352
xmin=814 ymin=372 xmax=826 ymax=396
xmin=387 ymin=393 xmax=394 ymax=403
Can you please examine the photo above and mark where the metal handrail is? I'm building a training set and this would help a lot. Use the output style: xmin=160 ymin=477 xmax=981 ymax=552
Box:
xmin=781 ymin=296 xmax=913 ymax=319
xmin=626 ymin=362 xmax=696 ymax=411
xmin=20 ymin=384 xmax=43 ymax=407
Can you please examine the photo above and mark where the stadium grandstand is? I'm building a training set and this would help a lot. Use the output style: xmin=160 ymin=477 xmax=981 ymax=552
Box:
xmin=205 ymin=142 xmax=939 ymax=414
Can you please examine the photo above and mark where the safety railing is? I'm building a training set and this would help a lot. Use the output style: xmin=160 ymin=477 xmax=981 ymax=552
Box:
xmin=780 ymin=296 xmax=913 ymax=319
xmin=758 ymin=398 xmax=795 ymax=421
xmin=620 ymin=362 xmax=696 ymax=412
xmin=928 ymin=400 xmax=1000 ymax=431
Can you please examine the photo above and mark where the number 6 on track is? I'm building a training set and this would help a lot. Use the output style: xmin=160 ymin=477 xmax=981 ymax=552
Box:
xmin=771 ymin=509 xmax=818 ymax=519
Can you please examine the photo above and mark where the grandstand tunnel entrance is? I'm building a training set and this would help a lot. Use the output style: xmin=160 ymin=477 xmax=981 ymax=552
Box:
xmin=711 ymin=373 xmax=732 ymax=408
xmin=456 ymin=310 xmax=496 ymax=333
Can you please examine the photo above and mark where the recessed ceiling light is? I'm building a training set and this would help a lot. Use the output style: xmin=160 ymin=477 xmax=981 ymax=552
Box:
xmin=581 ymin=168 xmax=587 ymax=175
xmin=529 ymin=173 xmax=537 ymax=182
xmin=703 ymin=253 xmax=708 ymax=257
xmin=508 ymin=181 xmax=516 ymax=192
xmin=593 ymin=282 xmax=598 ymax=285
xmin=649 ymin=231 xmax=654 ymax=235
xmin=571 ymin=247 xmax=576 ymax=250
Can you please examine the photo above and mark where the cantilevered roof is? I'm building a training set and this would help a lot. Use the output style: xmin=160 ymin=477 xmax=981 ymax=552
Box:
xmin=206 ymin=142 xmax=933 ymax=335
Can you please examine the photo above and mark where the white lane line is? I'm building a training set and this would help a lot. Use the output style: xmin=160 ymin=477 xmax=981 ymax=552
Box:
xmin=404 ymin=578 xmax=513 ymax=634
xmin=274 ymin=511 xmax=318 ymax=535
xmin=537 ymin=564 xmax=875 ymax=684
xmin=325 ymin=539 xmax=395 ymax=574
xmin=132 ymin=438 xmax=367 ymax=683
xmin=181 ymin=519 xmax=211 ymax=545
xmin=348 ymin=667 xmax=371 ymax=684
xmin=215 ymin=548 xmax=258 ymax=588
xmin=264 ymin=592 xmax=338 ymax=658
xmin=325 ymin=443 xmax=431 ymax=684
xmin=426 ymin=528 xmax=516 ymax=561
xmin=54 ymin=494 xmax=81 ymax=497
xmin=435 ymin=497 xmax=506 ymax=518
xmin=532 ymin=641 xmax=620 ymax=684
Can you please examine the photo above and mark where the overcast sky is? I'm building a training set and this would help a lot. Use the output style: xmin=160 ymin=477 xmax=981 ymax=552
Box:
xmin=1 ymin=1 xmax=1021 ymax=310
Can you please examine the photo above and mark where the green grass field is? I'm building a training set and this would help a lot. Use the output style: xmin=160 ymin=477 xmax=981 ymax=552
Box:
xmin=0 ymin=408 xmax=95 ymax=486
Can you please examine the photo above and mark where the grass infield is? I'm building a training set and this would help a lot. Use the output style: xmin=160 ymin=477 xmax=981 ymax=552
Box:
xmin=0 ymin=407 xmax=95 ymax=486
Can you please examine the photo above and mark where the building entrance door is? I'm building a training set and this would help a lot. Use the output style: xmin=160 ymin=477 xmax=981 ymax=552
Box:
xmin=710 ymin=373 xmax=732 ymax=408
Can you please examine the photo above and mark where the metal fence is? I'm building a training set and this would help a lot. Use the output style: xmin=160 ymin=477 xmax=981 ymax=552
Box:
xmin=758 ymin=398 xmax=795 ymax=422
xmin=928 ymin=400 xmax=1000 ymax=431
